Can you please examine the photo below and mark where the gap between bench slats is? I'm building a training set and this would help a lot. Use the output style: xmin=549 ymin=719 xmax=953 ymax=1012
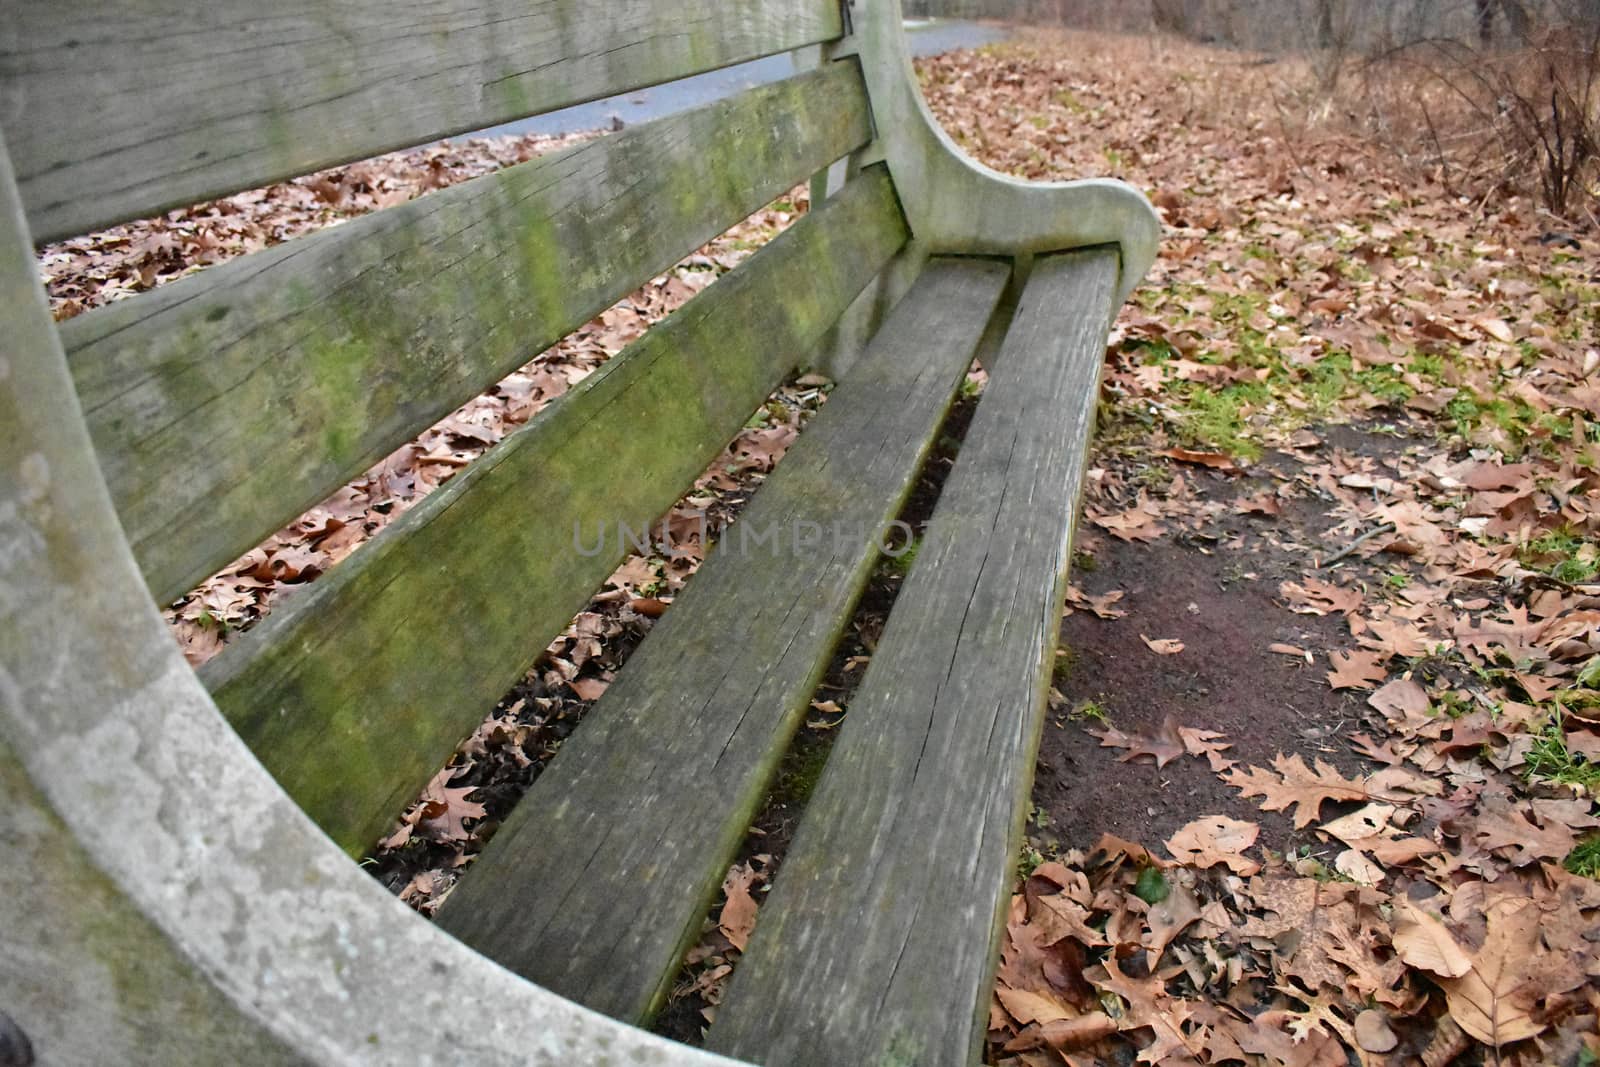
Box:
xmin=2 ymin=0 xmax=843 ymax=242
xmin=436 ymin=257 xmax=1012 ymax=1024
xmin=60 ymin=63 xmax=872 ymax=608
xmin=199 ymin=167 xmax=908 ymax=859
xmin=708 ymin=248 xmax=1122 ymax=1067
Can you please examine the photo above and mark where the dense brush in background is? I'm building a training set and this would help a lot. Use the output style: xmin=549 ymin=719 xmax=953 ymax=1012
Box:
xmin=912 ymin=0 xmax=1598 ymax=218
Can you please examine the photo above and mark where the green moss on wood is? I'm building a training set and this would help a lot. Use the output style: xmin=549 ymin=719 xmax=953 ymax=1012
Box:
xmin=202 ymin=169 xmax=908 ymax=857
xmin=63 ymin=63 xmax=874 ymax=606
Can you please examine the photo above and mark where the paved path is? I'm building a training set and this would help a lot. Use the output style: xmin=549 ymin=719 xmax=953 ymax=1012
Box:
xmin=470 ymin=20 xmax=1010 ymax=140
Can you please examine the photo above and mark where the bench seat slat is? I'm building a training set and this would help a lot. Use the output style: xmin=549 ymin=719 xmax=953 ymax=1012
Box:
xmin=707 ymin=249 xmax=1121 ymax=1067
xmin=436 ymin=257 xmax=1012 ymax=1023
xmin=199 ymin=168 xmax=908 ymax=858
xmin=3 ymin=0 xmax=843 ymax=242
xmin=62 ymin=64 xmax=873 ymax=608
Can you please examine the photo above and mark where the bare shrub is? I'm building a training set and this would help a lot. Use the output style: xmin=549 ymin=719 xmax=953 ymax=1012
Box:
xmin=1355 ymin=3 xmax=1599 ymax=217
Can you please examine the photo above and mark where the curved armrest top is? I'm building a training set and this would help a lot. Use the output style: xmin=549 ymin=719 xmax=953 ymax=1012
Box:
xmin=849 ymin=0 xmax=1161 ymax=305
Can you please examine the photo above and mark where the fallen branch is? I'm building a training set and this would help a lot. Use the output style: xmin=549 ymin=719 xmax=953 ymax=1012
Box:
xmin=1318 ymin=522 xmax=1396 ymax=569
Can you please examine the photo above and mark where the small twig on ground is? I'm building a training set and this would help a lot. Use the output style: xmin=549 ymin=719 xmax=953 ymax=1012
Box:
xmin=1317 ymin=522 xmax=1396 ymax=568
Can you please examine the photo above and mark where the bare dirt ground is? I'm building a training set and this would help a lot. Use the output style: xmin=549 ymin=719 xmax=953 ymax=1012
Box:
xmin=917 ymin=30 xmax=1600 ymax=1067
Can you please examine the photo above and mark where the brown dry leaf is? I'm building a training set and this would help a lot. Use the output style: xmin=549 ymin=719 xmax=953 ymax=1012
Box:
xmin=996 ymin=985 xmax=1075 ymax=1026
xmin=1143 ymin=885 xmax=1202 ymax=966
xmin=1004 ymin=1012 xmax=1118 ymax=1053
xmin=1141 ymin=634 xmax=1186 ymax=655
xmin=1392 ymin=902 xmax=1472 ymax=978
xmin=1225 ymin=753 xmax=1370 ymax=828
xmin=1177 ymin=725 xmax=1236 ymax=772
xmin=1033 ymin=893 xmax=1111 ymax=948
xmin=1088 ymin=589 xmax=1128 ymax=619
xmin=1280 ymin=578 xmax=1364 ymax=616
xmin=1367 ymin=677 xmax=1431 ymax=727
xmin=1326 ymin=649 xmax=1389 ymax=690
xmin=629 ymin=596 xmax=671 ymax=618
xmin=1088 ymin=715 xmax=1186 ymax=768
xmin=1438 ymin=897 xmax=1585 ymax=1047
xmin=1164 ymin=815 xmax=1261 ymax=875
xmin=1093 ymin=500 xmax=1166 ymax=543
xmin=1460 ymin=460 xmax=1533 ymax=491
xmin=1460 ymin=795 xmax=1584 ymax=867
xmin=413 ymin=768 xmax=487 ymax=843
xmin=718 ymin=863 xmax=760 ymax=952
xmin=1092 ymin=957 xmax=1202 ymax=1064
xmin=1162 ymin=447 xmax=1237 ymax=471
xmin=569 ymin=676 xmax=609 ymax=701
xmin=1333 ymin=848 xmax=1385 ymax=885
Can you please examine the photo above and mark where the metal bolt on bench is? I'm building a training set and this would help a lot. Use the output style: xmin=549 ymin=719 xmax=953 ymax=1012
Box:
xmin=0 ymin=1 xmax=1158 ymax=1063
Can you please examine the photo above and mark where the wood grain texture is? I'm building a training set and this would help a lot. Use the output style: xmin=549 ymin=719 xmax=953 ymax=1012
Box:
xmin=708 ymin=249 xmax=1121 ymax=1067
xmin=60 ymin=64 xmax=872 ymax=607
xmin=199 ymin=169 xmax=908 ymax=859
xmin=437 ymin=259 xmax=1011 ymax=1024
xmin=0 ymin=0 xmax=843 ymax=242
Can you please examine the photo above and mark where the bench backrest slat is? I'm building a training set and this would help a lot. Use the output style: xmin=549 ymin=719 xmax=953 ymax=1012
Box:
xmin=1 ymin=0 xmax=843 ymax=243
xmin=62 ymin=64 xmax=873 ymax=606
xmin=200 ymin=168 xmax=910 ymax=856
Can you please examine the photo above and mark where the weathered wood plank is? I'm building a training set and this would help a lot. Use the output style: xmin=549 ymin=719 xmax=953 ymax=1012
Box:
xmin=60 ymin=65 xmax=873 ymax=607
xmin=436 ymin=258 xmax=1012 ymax=1023
xmin=1 ymin=0 xmax=843 ymax=242
xmin=199 ymin=169 xmax=909 ymax=859
xmin=0 ymin=130 xmax=305 ymax=1067
xmin=707 ymin=249 xmax=1121 ymax=1067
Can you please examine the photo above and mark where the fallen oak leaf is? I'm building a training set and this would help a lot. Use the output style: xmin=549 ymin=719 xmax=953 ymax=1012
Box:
xmin=718 ymin=862 xmax=760 ymax=951
xmin=995 ymin=986 xmax=1075 ymax=1027
xmin=1224 ymin=753 xmax=1370 ymax=828
xmin=1162 ymin=447 xmax=1237 ymax=471
xmin=1235 ymin=489 xmax=1282 ymax=516
xmin=1164 ymin=815 xmax=1261 ymax=875
xmin=569 ymin=676 xmax=609 ymax=701
xmin=1473 ymin=316 xmax=1515 ymax=344
xmin=1032 ymin=893 xmax=1110 ymax=948
xmin=1092 ymin=832 xmax=1166 ymax=868
xmin=1092 ymin=501 xmax=1166 ymax=543
xmin=1392 ymin=902 xmax=1472 ymax=979
xmin=1326 ymin=648 xmax=1389 ymax=690
xmin=1460 ymin=460 xmax=1533 ymax=491
xmin=1091 ymin=956 xmax=1203 ymax=1065
xmin=1003 ymin=1012 xmax=1118 ymax=1053
xmin=1065 ymin=585 xmax=1128 ymax=620
xmin=1177 ymin=725 xmax=1235 ymax=772
xmin=1438 ymin=897 xmax=1585 ymax=1047
xmin=1280 ymin=578 xmax=1363 ymax=615
xmin=413 ymin=767 xmax=488 ymax=843
xmin=1142 ymin=884 xmax=1202 ymax=968
xmin=1333 ymin=848 xmax=1385 ymax=885
xmin=1088 ymin=714 xmax=1186 ymax=768
xmin=1087 ymin=589 xmax=1128 ymax=619
xmin=1141 ymin=634 xmax=1185 ymax=655
xmin=1367 ymin=677 xmax=1432 ymax=729
xmin=1459 ymin=795 xmax=1583 ymax=867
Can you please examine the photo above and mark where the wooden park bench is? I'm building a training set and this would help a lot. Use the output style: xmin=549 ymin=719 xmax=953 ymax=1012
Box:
xmin=0 ymin=1 xmax=1156 ymax=1063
